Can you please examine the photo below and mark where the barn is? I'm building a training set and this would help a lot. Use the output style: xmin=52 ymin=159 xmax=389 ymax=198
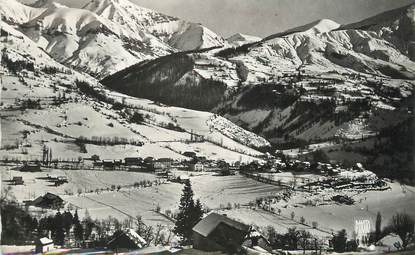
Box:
xmin=192 ymin=213 xmax=250 ymax=254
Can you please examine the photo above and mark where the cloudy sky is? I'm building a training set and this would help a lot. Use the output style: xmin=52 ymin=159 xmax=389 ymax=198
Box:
xmin=24 ymin=0 xmax=415 ymax=37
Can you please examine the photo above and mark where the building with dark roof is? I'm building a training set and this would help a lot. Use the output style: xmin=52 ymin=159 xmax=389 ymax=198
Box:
xmin=31 ymin=192 xmax=64 ymax=209
xmin=192 ymin=213 xmax=250 ymax=253
xmin=107 ymin=229 xmax=147 ymax=252
xmin=20 ymin=162 xmax=41 ymax=172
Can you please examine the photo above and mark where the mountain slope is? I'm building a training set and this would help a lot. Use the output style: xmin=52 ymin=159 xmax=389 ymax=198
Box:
xmin=101 ymin=4 xmax=415 ymax=153
xmin=0 ymin=0 xmax=44 ymax=24
xmin=0 ymin=21 xmax=268 ymax=163
xmin=82 ymin=0 xmax=226 ymax=51
xmin=16 ymin=0 xmax=174 ymax=78
xmin=341 ymin=3 xmax=415 ymax=61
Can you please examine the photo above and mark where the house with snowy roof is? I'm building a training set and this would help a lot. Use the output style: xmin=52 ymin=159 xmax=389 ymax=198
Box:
xmin=107 ymin=229 xmax=147 ymax=252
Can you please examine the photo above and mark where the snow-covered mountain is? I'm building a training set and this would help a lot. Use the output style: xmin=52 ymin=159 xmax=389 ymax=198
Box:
xmin=227 ymin=33 xmax=261 ymax=47
xmin=0 ymin=0 xmax=225 ymax=78
xmin=82 ymin=0 xmax=226 ymax=51
xmin=101 ymin=4 xmax=415 ymax=177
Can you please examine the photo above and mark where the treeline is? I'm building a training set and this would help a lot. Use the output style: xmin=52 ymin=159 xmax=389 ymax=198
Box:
xmin=76 ymin=135 xmax=144 ymax=147
xmin=76 ymin=80 xmax=108 ymax=103
xmin=102 ymin=54 xmax=228 ymax=111
xmin=236 ymin=83 xmax=299 ymax=109
xmin=1 ymin=51 xmax=34 ymax=73
xmin=365 ymin=118 xmax=415 ymax=183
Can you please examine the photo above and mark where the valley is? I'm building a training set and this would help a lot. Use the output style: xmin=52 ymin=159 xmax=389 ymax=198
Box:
xmin=1 ymin=0 xmax=415 ymax=254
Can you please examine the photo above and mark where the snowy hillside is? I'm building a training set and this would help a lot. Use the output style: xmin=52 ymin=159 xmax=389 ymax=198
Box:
xmin=0 ymin=20 xmax=268 ymax=163
xmin=101 ymin=4 xmax=415 ymax=177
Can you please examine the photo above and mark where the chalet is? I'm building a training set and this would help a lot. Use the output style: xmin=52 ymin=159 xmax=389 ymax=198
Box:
xmin=31 ymin=192 xmax=64 ymax=209
xmin=35 ymin=237 xmax=54 ymax=254
xmin=12 ymin=176 xmax=24 ymax=185
xmin=192 ymin=213 xmax=250 ymax=254
xmin=189 ymin=162 xmax=205 ymax=172
xmin=242 ymin=230 xmax=272 ymax=253
xmin=124 ymin=157 xmax=142 ymax=166
xmin=20 ymin=162 xmax=41 ymax=172
xmin=144 ymin=157 xmax=154 ymax=163
xmin=155 ymin=169 xmax=169 ymax=176
xmin=107 ymin=229 xmax=147 ymax=252
xmin=183 ymin=151 xmax=197 ymax=158
xmin=102 ymin=160 xmax=115 ymax=169
xmin=153 ymin=159 xmax=172 ymax=170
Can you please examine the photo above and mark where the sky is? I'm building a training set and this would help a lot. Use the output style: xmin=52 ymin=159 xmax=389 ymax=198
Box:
xmin=23 ymin=0 xmax=415 ymax=37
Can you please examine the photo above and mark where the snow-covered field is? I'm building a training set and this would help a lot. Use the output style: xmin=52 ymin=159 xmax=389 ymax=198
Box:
xmin=1 ymin=167 xmax=157 ymax=201
xmin=216 ymin=182 xmax=415 ymax=239
xmin=4 ymin=165 xmax=413 ymax=239
xmin=63 ymin=172 xmax=282 ymax=226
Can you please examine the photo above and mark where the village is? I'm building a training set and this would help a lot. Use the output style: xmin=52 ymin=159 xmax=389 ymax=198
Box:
xmin=1 ymin=1 xmax=415 ymax=253
xmin=2 ymin=148 xmax=413 ymax=255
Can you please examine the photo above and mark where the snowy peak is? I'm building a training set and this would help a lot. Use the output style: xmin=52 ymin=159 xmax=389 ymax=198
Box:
xmin=83 ymin=0 xmax=225 ymax=51
xmin=24 ymin=5 xmax=107 ymax=35
xmin=168 ymin=23 xmax=226 ymax=51
xmin=285 ymin=18 xmax=341 ymax=35
xmin=226 ymin=33 xmax=261 ymax=47
xmin=0 ymin=0 xmax=43 ymax=24
xmin=30 ymin=0 xmax=66 ymax=9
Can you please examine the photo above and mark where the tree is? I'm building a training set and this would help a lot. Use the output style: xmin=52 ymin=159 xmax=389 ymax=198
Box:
xmin=332 ymin=229 xmax=347 ymax=252
xmin=130 ymin=112 xmax=145 ymax=124
xmin=84 ymin=210 xmax=94 ymax=240
xmin=375 ymin=212 xmax=382 ymax=241
xmin=73 ymin=210 xmax=84 ymax=245
xmin=173 ymin=180 xmax=203 ymax=245
xmin=286 ymin=227 xmax=300 ymax=250
xmin=54 ymin=211 xmax=65 ymax=246
xmin=311 ymin=149 xmax=329 ymax=163
xmin=62 ymin=211 xmax=73 ymax=236
xmin=300 ymin=216 xmax=305 ymax=225
xmin=388 ymin=213 xmax=414 ymax=249
xmin=298 ymin=230 xmax=312 ymax=254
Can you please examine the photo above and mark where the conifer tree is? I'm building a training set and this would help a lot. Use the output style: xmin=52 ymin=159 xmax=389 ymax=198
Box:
xmin=375 ymin=212 xmax=382 ymax=241
xmin=174 ymin=180 xmax=203 ymax=245
xmin=54 ymin=211 xmax=65 ymax=246
xmin=73 ymin=210 xmax=84 ymax=244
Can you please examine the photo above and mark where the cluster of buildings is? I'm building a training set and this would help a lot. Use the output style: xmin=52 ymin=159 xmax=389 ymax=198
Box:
xmin=34 ymin=212 xmax=272 ymax=254
xmin=89 ymin=154 xmax=236 ymax=176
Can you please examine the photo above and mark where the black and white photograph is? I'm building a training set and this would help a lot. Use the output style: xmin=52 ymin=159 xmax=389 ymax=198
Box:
xmin=0 ymin=0 xmax=414 ymax=254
